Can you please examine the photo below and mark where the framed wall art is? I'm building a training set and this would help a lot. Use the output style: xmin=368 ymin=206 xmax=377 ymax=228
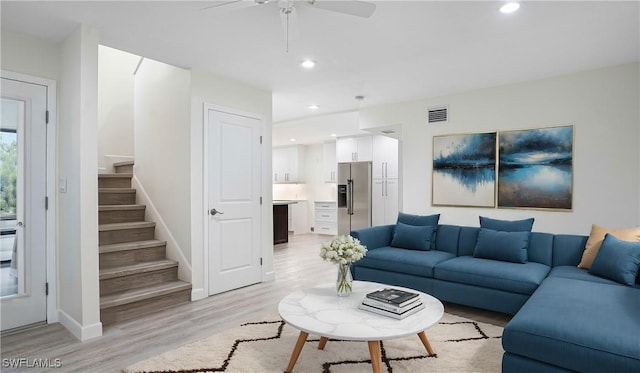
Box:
xmin=432 ymin=132 xmax=497 ymax=207
xmin=498 ymin=125 xmax=573 ymax=210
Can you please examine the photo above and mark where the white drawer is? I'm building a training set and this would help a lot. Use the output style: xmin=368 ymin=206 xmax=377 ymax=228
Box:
xmin=315 ymin=201 xmax=337 ymax=209
xmin=315 ymin=209 xmax=337 ymax=222
xmin=315 ymin=222 xmax=337 ymax=235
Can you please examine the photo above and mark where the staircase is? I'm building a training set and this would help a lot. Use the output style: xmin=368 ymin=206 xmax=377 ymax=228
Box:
xmin=98 ymin=161 xmax=191 ymax=326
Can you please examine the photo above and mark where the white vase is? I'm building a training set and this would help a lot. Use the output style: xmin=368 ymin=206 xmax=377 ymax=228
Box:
xmin=336 ymin=263 xmax=353 ymax=297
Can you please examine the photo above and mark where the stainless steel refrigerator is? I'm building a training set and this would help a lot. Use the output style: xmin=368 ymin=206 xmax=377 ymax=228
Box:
xmin=337 ymin=162 xmax=372 ymax=235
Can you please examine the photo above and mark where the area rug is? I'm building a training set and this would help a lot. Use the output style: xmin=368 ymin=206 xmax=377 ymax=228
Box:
xmin=124 ymin=313 xmax=503 ymax=373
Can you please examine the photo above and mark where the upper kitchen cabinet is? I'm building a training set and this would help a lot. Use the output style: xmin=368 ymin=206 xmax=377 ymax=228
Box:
xmin=372 ymin=135 xmax=399 ymax=179
xmin=323 ymin=142 xmax=337 ymax=183
xmin=273 ymin=145 xmax=306 ymax=183
xmin=336 ymin=136 xmax=373 ymax=163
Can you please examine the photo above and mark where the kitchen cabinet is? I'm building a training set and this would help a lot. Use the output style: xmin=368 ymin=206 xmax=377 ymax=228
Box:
xmin=289 ymin=201 xmax=308 ymax=234
xmin=336 ymin=136 xmax=372 ymax=163
xmin=323 ymin=142 xmax=337 ymax=182
xmin=314 ymin=201 xmax=337 ymax=235
xmin=273 ymin=145 xmax=306 ymax=183
xmin=273 ymin=204 xmax=289 ymax=244
xmin=372 ymin=135 xmax=399 ymax=179
xmin=372 ymin=179 xmax=399 ymax=226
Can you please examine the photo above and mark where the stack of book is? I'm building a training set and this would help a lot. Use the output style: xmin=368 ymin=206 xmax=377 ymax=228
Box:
xmin=358 ymin=288 xmax=424 ymax=319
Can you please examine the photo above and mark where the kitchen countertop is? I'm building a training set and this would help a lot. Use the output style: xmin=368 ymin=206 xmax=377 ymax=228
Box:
xmin=273 ymin=200 xmax=299 ymax=205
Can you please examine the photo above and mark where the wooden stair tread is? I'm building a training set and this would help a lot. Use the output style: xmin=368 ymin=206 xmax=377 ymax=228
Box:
xmin=99 ymin=188 xmax=135 ymax=193
xmin=98 ymin=173 xmax=133 ymax=178
xmin=100 ymin=280 xmax=191 ymax=309
xmin=98 ymin=204 xmax=145 ymax=211
xmin=99 ymin=221 xmax=155 ymax=231
xmin=100 ymin=240 xmax=166 ymax=254
xmin=113 ymin=160 xmax=134 ymax=167
xmin=99 ymin=259 xmax=177 ymax=280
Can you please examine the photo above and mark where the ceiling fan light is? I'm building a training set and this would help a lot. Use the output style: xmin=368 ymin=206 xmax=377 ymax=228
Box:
xmin=301 ymin=59 xmax=316 ymax=69
xmin=500 ymin=2 xmax=520 ymax=14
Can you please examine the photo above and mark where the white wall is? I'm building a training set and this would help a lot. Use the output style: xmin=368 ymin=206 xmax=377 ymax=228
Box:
xmin=58 ymin=25 xmax=102 ymax=340
xmin=359 ymin=63 xmax=640 ymax=235
xmin=190 ymin=69 xmax=273 ymax=300
xmin=97 ymin=46 xmax=139 ymax=170
xmin=1 ymin=29 xmax=60 ymax=80
xmin=2 ymin=26 xmax=102 ymax=340
xmin=134 ymin=58 xmax=192 ymax=274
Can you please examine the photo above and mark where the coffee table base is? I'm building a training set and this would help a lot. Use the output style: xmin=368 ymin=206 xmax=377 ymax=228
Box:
xmin=285 ymin=331 xmax=436 ymax=373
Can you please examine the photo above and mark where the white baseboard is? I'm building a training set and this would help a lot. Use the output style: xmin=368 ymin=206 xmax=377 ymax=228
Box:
xmin=263 ymin=271 xmax=276 ymax=282
xmin=58 ymin=310 xmax=102 ymax=341
xmin=191 ymin=288 xmax=207 ymax=301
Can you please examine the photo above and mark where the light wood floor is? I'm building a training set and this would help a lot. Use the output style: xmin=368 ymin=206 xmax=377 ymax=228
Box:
xmin=1 ymin=234 xmax=511 ymax=372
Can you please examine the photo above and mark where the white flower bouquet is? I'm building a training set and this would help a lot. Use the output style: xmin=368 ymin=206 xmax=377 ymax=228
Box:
xmin=320 ymin=235 xmax=367 ymax=296
xmin=319 ymin=235 xmax=367 ymax=265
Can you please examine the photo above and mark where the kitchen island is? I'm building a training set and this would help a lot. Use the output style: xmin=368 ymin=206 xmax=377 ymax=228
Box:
xmin=273 ymin=201 xmax=297 ymax=244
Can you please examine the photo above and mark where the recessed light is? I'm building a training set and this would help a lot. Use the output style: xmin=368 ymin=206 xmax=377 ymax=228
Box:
xmin=300 ymin=59 xmax=316 ymax=69
xmin=308 ymin=105 xmax=320 ymax=110
xmin=500 ymin=2 xmax=520 ymax=14
xmin=290 ymin=138 xmax=297 ymax=142
xmin=330 ymin=133 xmax=337 ymax=137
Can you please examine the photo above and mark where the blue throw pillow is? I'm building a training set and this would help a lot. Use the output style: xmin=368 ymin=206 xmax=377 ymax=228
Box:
xmin=589 ymin=234 xmax=640 ymax=286
xmin=397 ymin=212 xmax=440 ymax=249
xmin=479 ymin=216 xmax=534 ymax=232
xmin=390 ymin=222 xmax=435 ymax=251
xmin=473 ymin=228 xmax=529 ymax=263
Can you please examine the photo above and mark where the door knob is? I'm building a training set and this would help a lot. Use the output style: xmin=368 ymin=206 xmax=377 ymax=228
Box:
xmin=210 ymin=208 xmax=224 ymax=216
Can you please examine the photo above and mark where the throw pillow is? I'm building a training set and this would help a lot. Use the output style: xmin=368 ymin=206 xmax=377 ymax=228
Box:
xmin=397 ymin=212 xmax=440 ymax=249
xmin=479 ymin=216 xmax=534 ymax=232
xmin=397 ymin=212 xmax=440 ymax=226
xmin=578 ymin=224 xmax=640 ymax=269
xmin=390 ymin=222 xmax=435 ymax=251
xmin=473 ymin=228 xmax=529 ymax=263
xmin=589 ymin=234 xmax=640 ymax=286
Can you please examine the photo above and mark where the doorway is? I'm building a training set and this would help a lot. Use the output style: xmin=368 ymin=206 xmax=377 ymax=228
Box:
xmin=0 ymin=74 xmax=52 ymax=331
xmin=205 ymin=105 xmax=263 ymax=295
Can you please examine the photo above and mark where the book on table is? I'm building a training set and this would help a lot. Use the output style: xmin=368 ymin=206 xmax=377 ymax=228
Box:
xmin=358 ymin=301 xmax=425 ymax=320
xmin=361 ymin=296 xmax=421 ymax=314
xmin=365 ymin=288 xmax=420 ymax=308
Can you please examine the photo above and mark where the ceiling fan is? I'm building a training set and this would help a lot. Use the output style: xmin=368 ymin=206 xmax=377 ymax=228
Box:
xmin=201 ymin=0 xmax=376 ymax=52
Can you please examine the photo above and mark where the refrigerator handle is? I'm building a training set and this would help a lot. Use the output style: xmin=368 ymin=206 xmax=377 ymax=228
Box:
xmin=347 ymin=179 xmax=354 ymax=215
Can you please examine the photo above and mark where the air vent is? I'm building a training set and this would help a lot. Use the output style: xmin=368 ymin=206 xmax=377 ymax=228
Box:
xmin=380 ymin=129 xmax=396 ymax=135
xmin=428 ymin=105 xmax=448 ymax=124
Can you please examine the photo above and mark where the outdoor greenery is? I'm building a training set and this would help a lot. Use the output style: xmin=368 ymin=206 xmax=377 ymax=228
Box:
xmin=0 ymin=138 xmax=17 ymax=216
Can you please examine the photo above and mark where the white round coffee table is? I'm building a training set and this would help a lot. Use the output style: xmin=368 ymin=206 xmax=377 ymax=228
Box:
xmin=278 ymin=280 xmax=444 ymax=373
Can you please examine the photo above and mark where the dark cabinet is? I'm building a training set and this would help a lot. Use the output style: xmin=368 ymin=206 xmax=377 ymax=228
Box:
xmin=273 ymin=204 xmax=289 ymax=244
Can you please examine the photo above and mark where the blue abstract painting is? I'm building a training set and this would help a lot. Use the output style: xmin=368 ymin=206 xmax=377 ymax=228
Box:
xmin=432 ymin=132 xmax=497 ymax=207
xmin=498 ymin=125 xmax=573 ymax=210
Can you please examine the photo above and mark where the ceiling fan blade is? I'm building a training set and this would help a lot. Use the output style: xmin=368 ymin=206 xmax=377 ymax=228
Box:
xmin=307 ymin=0 xmax=376 ymax=18
xmin=199 ymin=0 xmax=254 ymax=12
xmin=280 ymin=5 xmax=300 ymax=51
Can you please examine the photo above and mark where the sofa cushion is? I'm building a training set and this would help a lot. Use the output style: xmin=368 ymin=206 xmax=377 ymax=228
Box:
xmin=479 ymin=216 xmax=534 ymax=232
xmin=434 ymin=225 xmax=460 ymax=255
xmin=390 ymin=222 xmax=434 ymax=251
xmin=502 ymin=277 xmax=640 ymax=372
xmin=589 ymin=234 xmax=640 ymax=286
xmin=548 ymin=266 xmax=625 ymax=286
xmin=397 ymin=212 xmax=440 ymax=249
xmin=355 ymin=246 xmax=454 ymax=278
xmin=434 ymin=256 xmax=549 ymax=295
xmin=474 ymin=228 xmax=529 ymax=263
xmin=578 ymin=224 xmax=640 ymax=269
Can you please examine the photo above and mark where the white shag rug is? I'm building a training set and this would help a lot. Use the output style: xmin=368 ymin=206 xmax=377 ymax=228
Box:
xmin=124 ymin=313 xmax=503 ymax=373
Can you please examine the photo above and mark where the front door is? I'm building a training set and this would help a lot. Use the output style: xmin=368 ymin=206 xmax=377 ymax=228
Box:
xmin=206 ymin=106 xmax=262 ymax=295
xmin=0 ymin=77 xmax=48 ymax=331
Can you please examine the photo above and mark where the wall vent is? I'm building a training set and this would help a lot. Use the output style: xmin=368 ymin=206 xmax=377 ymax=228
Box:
xmin=428 ymin=105 xmax=448 ymax=124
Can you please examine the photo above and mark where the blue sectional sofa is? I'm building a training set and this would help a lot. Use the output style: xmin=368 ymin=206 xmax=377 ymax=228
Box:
xmin=350 ymin=217 xmax=640 ymax=372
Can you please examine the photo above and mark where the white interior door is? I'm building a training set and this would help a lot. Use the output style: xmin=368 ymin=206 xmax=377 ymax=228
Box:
xmin=207 ymin=106 xmax=262 ymax=295
xmin=0 ymin=77 xmax=48 ymax=331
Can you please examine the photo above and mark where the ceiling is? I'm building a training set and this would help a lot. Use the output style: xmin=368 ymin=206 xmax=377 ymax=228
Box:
xmin=2 ymin=1 xmax=639 ymax=144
